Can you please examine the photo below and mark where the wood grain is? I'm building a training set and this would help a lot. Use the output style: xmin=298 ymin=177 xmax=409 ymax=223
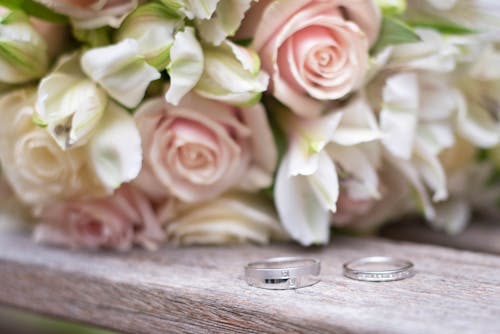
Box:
xmin=0 ymin=230 xmax=499 ymax=334
xmin=381 ymin=219 xmax=500 ymax=254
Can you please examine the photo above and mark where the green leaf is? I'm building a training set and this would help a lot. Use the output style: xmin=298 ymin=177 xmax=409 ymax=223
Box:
xmin=372 ymin=16 xmax=421 ymax=53
xmin=409 ymin=20 xmax=477 ymax=35
xmin=0 ymin=0 xmax=68 ymax=23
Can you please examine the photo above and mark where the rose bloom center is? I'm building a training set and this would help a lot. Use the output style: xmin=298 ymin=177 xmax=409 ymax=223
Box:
xmin=177 ymin=143 xmax=214 ymax=169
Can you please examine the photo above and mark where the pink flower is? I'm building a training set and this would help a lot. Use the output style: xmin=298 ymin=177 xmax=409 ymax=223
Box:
xmin=134 ymin=93 xmax=277 ymax=203
xmin=34 ymin=185 xmax=164 ymax=251
xmin=34 ymin=0 xmax=138 ymax=28
xmin=246 ymin=0 xmax=381 ymax=117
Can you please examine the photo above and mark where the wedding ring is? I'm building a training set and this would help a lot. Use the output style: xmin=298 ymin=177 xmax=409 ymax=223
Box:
xmin=245 ymin=257 xmax=321 ymax=290
xmin=343 ymin=256 xmax=414 ymax=282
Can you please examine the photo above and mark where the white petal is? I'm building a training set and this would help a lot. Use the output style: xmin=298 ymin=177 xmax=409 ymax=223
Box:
xmin=307 ymin=152 xmax=339 ymax=212
xmin=165 ymin=27 xmax=204 ymax=105
xmin=89 ymin=103 xmax=142 ymax=190
xmin=430 ymin=199 xmax=470 ymax=235
xmin=275 ymin=154 xmax=330 ymax=246
xmin=286 ymin=111 xmax=343 ymax=176
xmin=116 ymin=3 xmax=178 ymax=69
xmin=328 ymin=144 xmax=381 ymax=199
xmin=380 ymin=73 xmax=419 ymax=160
xmin=81 ymin=39 xmax=160 ymax=108
xmin=389 ymin=28 xmax=460 ymax=73
xmin=196 ymin=0 xmax=253 ymax=45
xmin=184 ymin=0 xmax=220 ymax=19
xmin=414 ymin=139 xmax=448 ymax=202
xmin=385 ymin=150 xmax=436 ymax=220
xmin=332 ymin=95 xmax=382 ymax=146
xmin=195 ymin=41 xmax=268 ymax=106
xmin=456 ymin=89 xmax=500 ymax=148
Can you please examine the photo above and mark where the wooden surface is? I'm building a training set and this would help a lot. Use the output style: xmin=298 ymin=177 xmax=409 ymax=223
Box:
xmin=381 ymin=220 xmax=500 ymax=254
xmin=0 ymin=231 xmax=499 ymax=334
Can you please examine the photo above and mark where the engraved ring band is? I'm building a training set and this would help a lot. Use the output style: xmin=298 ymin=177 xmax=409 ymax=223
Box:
xmin=245 ymin=257 xmax=321 ymax=290
xmin=343 ymin=256 xmax=415 ymax=282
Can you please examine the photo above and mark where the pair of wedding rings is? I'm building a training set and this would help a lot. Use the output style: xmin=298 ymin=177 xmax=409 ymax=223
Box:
xmin=245 ymin=256 xmax=414 ymax=290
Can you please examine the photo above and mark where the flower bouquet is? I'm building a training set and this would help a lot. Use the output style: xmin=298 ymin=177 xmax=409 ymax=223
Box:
xmin=0 ymin=0 xmax=499 ymax=250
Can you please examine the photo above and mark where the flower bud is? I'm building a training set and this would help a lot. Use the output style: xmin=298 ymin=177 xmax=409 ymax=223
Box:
xmin=116 ymin=2 xmax=181 ymax=70
xmin=195 ymin=40 xmax=269 ymax=106
xmin=0 ymin=11 xmax=48 ymax=84
xmin=36 ymin=52 xmax=107 ymax=149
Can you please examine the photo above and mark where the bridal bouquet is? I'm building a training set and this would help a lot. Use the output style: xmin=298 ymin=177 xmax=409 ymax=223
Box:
xmin=0 ymin=0 xmax=499 ymax=250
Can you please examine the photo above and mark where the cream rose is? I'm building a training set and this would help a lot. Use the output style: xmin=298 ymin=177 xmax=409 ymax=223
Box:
xmin=0 ymin=89 xmax=108 ymax=210
xmin=247 ymin=0 xmax=381 ymax=117
xmin=34 ymin=185 xmax=164 ymax=251
xmin=134 ymin=92 xmax=277 ymax=203
xmin=165 ymin=192 xmax=288 ymax=245
xmin=34 ymin=0 xmax=138 ymax=28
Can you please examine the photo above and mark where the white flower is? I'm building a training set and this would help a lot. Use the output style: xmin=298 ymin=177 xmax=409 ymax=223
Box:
xmin=387 ymin=28 xmax=461 ymax=73
xmin=36 ymin=52 xmax=107 ymax=149
xmin=194 ymin=40 xmax=269 ymax=106
xmin=0 ymin=88 xmax=107 ymax=209
xmin=378 ymin=72 xmax=455 ymax=219
xmin=156 ymin=0 xmax=254 ymax=45
xmin=0 ymin=11 xmax=48 ymax=84
xmin=89 ymin=102 xmax=143 ymax=190
xmin=407 ymin=0 xmax=500 ymax=32
xmin=165 ymin=192 xmax=288 ymax=245
xmin=456 ymin=44 xmax=500 ymax=148
xmin=195 ymin=0 xmax=255 ymax=45
xmin=0 ymin=88 xmax=143 ymax=210
xmin=115 ymin=2 xmax=180 ymax=70
xmin=274 ymin=95 xmax=382 ymax=245
xmin=164 ymin=27 xmax=204 ymax=105
xmin=81 ymin=39 xmax=161 ymax=108
xmin=165 ymin=28 xmax=269 ymax=106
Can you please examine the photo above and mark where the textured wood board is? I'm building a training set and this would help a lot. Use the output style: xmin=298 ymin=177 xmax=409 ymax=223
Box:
xmin=0 ymin=231 xmax=499 ymax=334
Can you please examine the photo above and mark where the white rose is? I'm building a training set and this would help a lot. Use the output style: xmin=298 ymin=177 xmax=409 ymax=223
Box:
xmin=0 ymin=88 xmax=143 ymax=211
xmin=165 ymin=192 xmax=288 ymax=245
xmin=0 ymin=88 xmax=108 ymax=209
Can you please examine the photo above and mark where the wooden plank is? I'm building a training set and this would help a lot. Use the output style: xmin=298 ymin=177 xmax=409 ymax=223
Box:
xmin=381 ymin=219 xmax=500 ymax=254
xmin=0 ymin=231 xmax=499 ymax=334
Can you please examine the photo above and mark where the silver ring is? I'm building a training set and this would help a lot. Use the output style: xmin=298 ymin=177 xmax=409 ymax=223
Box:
xmin=343 ymin=256 xmax=414 ymax=282
xmin=245 ymin=257 xmax=321 ymax=290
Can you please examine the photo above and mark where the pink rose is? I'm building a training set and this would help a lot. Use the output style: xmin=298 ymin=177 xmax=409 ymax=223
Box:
xmin=34 ymin=185 xmax=164 ymax=251
xmin=134 ymin=93 xmax=277 ymax=203
xmin=34 ymin=0 xmax=138 ymax=28
xmin=247 ymin=0 xmax=381 ymax=117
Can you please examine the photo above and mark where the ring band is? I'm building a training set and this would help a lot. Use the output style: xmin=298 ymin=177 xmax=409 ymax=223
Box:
xmin=245 ymin=257 xmax=321 ymax=290
xmin=343 ymin=256 xmax=414 ymax=282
